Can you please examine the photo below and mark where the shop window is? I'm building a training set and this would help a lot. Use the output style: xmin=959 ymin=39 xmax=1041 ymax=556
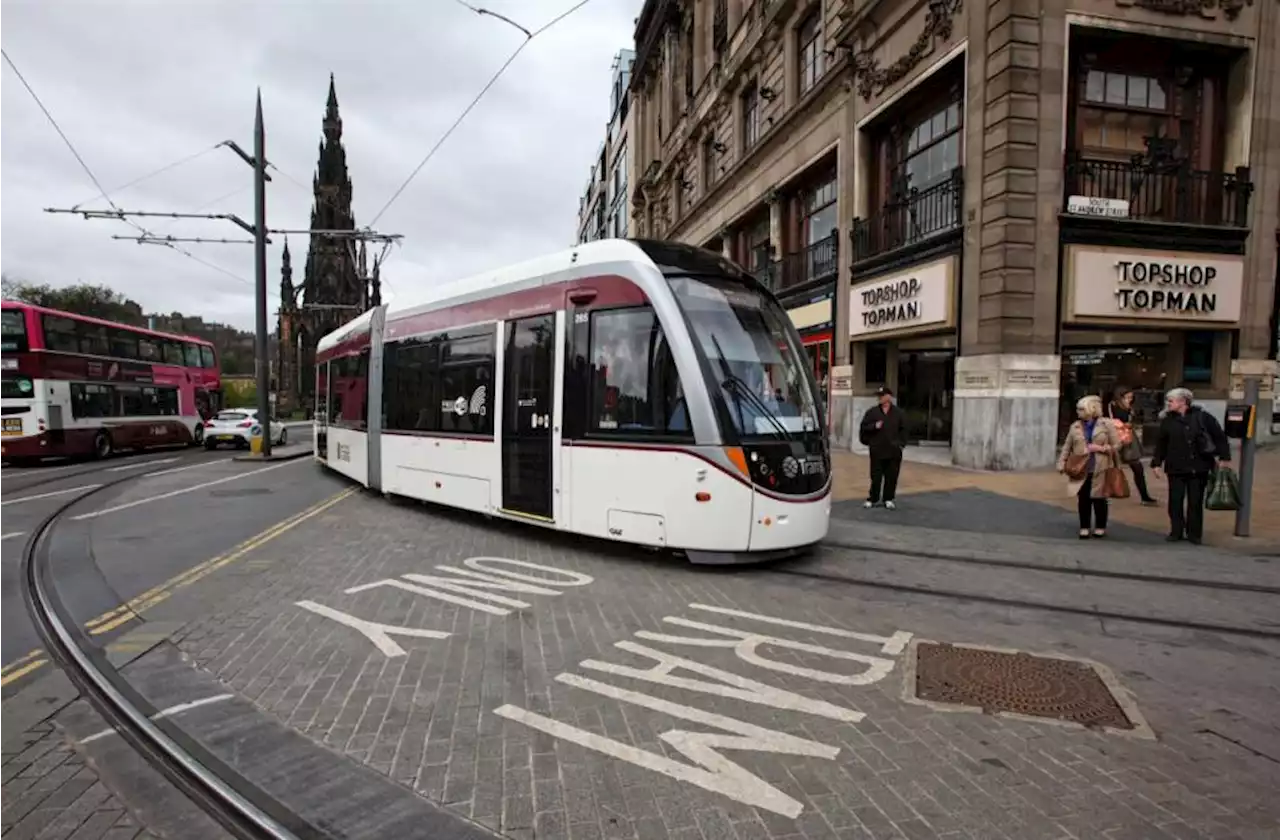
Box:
xmin=1182 ymin=331 xmax=1214 ymax=383
xmin=798 ymin=11 xmax=825 ymax=94
xmin=742 ymin=81 xmax=760 ymax=151
xmin=588 ymin=307 xmax=687 ymax=437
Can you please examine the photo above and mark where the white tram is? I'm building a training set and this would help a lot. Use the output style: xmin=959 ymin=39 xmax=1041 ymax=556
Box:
xmin=313 ymin=239 xmax=830 ymax=563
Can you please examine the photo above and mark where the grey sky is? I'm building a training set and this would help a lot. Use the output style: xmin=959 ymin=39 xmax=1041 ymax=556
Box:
xmin=1 ymin=0 xmax=636 ymax=331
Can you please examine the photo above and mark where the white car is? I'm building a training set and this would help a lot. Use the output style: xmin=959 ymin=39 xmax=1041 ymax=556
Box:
xmin=203 ymin=408 xmax=288 ymax=450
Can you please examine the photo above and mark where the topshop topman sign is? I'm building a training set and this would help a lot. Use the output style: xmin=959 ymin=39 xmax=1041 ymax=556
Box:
xmin=1066 ymin=245 xmax=1244 ymax=324
xmin=849 ymin=255 xmax=956 ymax=339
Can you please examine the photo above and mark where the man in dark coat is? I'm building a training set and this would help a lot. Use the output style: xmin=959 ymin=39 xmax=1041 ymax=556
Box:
xmin=1151 ymin=387 xmax=1231 ymax=544
xmin=859 ymin=386 xmax=909 ymax=509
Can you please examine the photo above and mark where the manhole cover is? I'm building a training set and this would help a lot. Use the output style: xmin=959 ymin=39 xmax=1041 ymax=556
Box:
xmin=209 ymin=488 xmax=273 ymax=498
xmin=914 ymin=642 xmax=1134 ymax=730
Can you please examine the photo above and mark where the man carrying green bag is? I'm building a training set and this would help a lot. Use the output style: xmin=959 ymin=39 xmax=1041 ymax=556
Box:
xmin=1151 ymin=387 xmax=1232 ymax=544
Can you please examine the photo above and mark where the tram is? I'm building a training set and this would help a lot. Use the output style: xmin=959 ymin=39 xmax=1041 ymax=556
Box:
xmin=313 ymin=239 xmax=830 ymax=563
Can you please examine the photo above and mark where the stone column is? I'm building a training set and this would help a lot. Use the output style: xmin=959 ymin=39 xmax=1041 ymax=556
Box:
xmin=951 ymin=0 xmax=1066 ymax=470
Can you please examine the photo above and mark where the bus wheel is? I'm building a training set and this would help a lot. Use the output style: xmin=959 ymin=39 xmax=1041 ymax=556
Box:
xmin=191 ymin=423 xmax=204 ymax=446
xmin=93 ymin=431 xmax=113 ymax=460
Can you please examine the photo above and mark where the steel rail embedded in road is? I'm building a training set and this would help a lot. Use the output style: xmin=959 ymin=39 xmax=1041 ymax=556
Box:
xmin=765 ymin=562 xmax=1280 ymax=641
xmin=2 ymin=446 xmax=212 ymax=495
xmin=818 ymin=537 xmax=1280 ymax=596
xmin=19 ymin=472 xmax=329 ymax=840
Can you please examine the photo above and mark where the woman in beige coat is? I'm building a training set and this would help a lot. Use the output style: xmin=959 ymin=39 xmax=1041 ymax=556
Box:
xmin=1056 ymin=395 xmax=1124 ymax=539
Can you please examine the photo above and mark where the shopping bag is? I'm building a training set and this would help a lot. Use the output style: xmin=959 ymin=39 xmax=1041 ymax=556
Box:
xmin=1205 ymin=467 xmax=1242 ymax=511
xmin=1063 ymin=453 xmax=1090 ymax=481
xmin=1100 ymin=466 xmax=1131 ymax=499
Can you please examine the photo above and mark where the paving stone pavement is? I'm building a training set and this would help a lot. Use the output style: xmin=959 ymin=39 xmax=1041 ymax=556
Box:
xmin=159 ymin=482 xmax=1280 ymax=840
xmin=1 ymin=720 xmax=161 ymax=840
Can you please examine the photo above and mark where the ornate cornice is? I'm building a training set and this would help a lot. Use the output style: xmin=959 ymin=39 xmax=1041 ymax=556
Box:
xmin=850 ymin=0 xmax=963 ymax=103
xmin=1114 ymin=0 xmax=1253 ymax=20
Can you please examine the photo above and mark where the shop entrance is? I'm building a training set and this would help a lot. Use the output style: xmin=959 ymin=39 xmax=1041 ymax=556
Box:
xmin=898 ymin=350 xmax=954 ymax=444
xmin=802 ymin=333 xmax=832 ymax=413
xmin=1059 ymin=345 xmax=1168 ymax=442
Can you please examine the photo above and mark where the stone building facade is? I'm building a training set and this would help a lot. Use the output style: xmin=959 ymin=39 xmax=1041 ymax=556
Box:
xmin=629 ymin=0 xmax=1279 ymax=469
xmin=578 ymin=50 xmax=638 ymax=244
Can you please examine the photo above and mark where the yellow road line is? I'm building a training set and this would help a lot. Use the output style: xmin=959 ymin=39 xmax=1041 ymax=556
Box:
xmin=1 ymin=659 xmax=47 ymax=686
xmin=1 ymin=648 xmax=44 ymax=674
xmin=88 ymin=487 xmax=357 ymax=635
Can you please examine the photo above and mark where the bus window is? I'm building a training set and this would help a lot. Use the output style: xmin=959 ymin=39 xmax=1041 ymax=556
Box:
xmin=44 ymin=316 xmax=79 ymax=353
xmin=71 ymin=383 xmax=114 ymax=418
xmin=78 ymin=324 xmax=110 ymax=356
xmin=200 ymin=345 xmax=216 ymax=369
xmin=184 ymin=343 xmax=202 ymax=368
xmin=1 ymin=310 xmax=28 ymax=353
xmin=111 ymin=329 xmax=139 ymax=360
xmin=139 ymin=338 xmax=160 ymax=361
xmin=162 ymin=342 xmax=185 ymax=366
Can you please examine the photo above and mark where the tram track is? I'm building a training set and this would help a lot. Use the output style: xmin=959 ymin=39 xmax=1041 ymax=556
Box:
xmin=761 ymin=544 xmax=1280 ymax=641
xmin=19 ymin=471 xmax=322 ymax=840
xmin=817 ymin=537 xmax=1280 ymax=596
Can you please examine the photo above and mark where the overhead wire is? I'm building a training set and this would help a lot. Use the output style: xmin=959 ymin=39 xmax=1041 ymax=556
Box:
xmin=369 ymin=0 xmax=593 ymax=227
xmin=1 ymin=48 xmax=251 ymax=286
xmin=70 ymin=144 xmax=221 ymax=211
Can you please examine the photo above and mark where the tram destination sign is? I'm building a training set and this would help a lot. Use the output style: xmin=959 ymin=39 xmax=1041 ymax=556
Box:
xmin=1066 ymin=245 xmax=1244 ymax=324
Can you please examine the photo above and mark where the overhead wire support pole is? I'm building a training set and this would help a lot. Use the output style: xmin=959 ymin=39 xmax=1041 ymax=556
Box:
xmin=252 ymin=91 xmax=272 ymax=457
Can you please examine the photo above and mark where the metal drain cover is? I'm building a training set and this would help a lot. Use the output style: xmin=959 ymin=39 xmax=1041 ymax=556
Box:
xmin=914 ymin=642 xmax=1134 ymax=730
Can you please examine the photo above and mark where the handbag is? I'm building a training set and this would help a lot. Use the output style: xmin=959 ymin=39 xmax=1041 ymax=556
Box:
xmin=1063 ymin=453 xmax=1090 ymax=481
xmin=1111 ymin=418 xmax=1134 ymax=447
xmin=1100 ymin=466 xmax=1131 ymax=499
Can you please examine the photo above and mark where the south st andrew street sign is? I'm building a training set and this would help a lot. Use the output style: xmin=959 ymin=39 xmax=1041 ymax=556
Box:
xmin=1112 ymin=259 xmax=1219 ymax=315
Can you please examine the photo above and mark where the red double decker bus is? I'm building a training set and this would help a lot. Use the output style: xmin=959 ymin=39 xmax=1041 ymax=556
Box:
xmin=1 ymin=301 xmax=222 ymax=463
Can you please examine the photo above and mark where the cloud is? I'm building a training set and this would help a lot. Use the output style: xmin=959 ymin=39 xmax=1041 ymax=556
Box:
xmin=1 ymin=0 xmax=638 ymax=330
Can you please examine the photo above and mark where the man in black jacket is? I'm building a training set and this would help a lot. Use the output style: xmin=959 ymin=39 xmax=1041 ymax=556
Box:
xmin=859 ymin=386 xmax=909 ymax=510
xmin=1151 ymin=387 xmax=1232 ymax=544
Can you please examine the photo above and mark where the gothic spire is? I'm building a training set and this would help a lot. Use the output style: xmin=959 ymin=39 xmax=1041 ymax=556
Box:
xmin=302 ymin=74 xmax=358 ymax=314
xmin=279 ymin=237 xmax=294 ymax=311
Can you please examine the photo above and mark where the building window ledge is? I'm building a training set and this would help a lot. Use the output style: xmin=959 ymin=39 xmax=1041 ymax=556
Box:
xmin=762 ymin=234 xmax=839 ymax=294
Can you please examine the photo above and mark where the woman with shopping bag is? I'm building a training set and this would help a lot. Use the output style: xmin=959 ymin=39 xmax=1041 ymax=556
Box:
xmin=1107 ymin=387 xmax=1158 ymax=506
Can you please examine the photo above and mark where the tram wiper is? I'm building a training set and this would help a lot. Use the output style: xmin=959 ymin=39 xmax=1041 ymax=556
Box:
xmin=709 ymin=334 xmax=793 ymax=442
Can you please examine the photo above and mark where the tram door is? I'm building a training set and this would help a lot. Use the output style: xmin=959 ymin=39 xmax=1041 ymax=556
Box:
xmin=501 ymin=314 xmax=555 ymax=519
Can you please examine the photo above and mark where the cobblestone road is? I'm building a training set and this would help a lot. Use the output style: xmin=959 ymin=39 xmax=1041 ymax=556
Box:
xmin=163 ymin=481 xmax=1280 ymax=840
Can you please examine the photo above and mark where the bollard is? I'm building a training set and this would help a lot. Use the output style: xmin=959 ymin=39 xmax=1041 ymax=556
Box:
xmin=1232 ymin=377 xmax=1259 ymax=538
xmin=249 ymin=426 xmax=264 ymax=456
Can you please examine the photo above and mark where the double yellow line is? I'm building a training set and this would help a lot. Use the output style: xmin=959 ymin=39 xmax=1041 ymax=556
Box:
xmin=1 ymin=487 xmax=357 ymax=688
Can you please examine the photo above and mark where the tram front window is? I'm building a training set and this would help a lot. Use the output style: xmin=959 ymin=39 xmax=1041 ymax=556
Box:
xmin=668 ymin=275 xmax=823 ymax=442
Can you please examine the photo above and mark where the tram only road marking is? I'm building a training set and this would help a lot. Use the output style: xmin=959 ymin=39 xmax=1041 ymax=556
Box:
xmin=2 ymin=484 xmax=103 ymax=506
xmin=72 ymin=459 xmax=304 ymax=521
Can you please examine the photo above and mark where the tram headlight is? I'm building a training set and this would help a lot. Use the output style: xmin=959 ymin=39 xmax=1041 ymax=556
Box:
xmin=781 ymin=456 xmax=799 ymax=479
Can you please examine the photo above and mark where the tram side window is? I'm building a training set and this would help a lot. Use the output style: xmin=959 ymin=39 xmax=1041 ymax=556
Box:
xmin=328 ymin=352 xmax=368 ymax=429
xmin=439 ymin=331 xmax=495 ymax=435
xmin=44 ymin=316 xmax=80 ymax=353
xmin=71 ymin=383 xmax=114 ymax=418
xmin=383 ymin=337 xmax=441 ymax=432
xmin=587 ymin=307 xmax=688 ymax=438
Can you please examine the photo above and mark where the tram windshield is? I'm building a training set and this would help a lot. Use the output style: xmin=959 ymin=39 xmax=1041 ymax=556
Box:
xmin=668 ymin=274 xmax=823 ymax=441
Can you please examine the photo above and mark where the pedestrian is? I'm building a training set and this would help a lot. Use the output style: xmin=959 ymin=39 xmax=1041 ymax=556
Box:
xmin=1107 ymin=386 xmax=1158 ymax=506
xmin=1150 ymin=387 xmax=1231 ymax=544
xmin=859 ymin=386 xmax=908 ymax=510
xmin=1056 ymin=395 xmax=1123 ymax=539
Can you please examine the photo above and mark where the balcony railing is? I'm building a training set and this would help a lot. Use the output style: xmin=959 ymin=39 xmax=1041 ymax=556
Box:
xmin=1063 ymin=151 xmax=1253 ymax=228
xmin=851 ymin=168 xmax=963 ymax=263
xmin=762 ymin=233 xmax=838 ymax=292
